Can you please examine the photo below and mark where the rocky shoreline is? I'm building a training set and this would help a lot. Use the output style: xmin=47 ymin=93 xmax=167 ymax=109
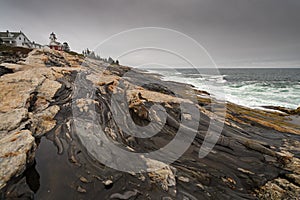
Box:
xmin=0 ymin=46 xmax=300 ymax=199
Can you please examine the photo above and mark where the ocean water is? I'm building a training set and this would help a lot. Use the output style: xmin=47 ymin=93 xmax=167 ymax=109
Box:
xmin=145 ymin=68 xmax=300 ymax=109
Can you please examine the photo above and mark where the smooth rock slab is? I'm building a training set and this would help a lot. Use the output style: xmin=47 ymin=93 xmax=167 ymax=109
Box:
xmin=0 ymin=108 xmax=28 ymax=131
xmin=0 ymin=130 xmax=35 ymax=189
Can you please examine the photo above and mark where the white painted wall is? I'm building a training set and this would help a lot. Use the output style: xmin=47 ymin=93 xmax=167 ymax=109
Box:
xmin=15 ymin=33 xmax=31 ymax=48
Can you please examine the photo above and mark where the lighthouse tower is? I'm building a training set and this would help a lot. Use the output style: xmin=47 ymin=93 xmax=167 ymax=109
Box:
xmin=49 ymin=32 xmax=62 ymax=51
xmin=49 ymin=32 xmax=57 ymax=42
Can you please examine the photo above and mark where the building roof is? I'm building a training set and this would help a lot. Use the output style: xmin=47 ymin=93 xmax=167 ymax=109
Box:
xmin=0 ymin=31 xmax=32 ymax=43
xmin=32 ymin=41 xmax=42 ymax=46
xmin=0 ymin=31 xmax=21 ymax=39
xmin=50 ymin=40 xmax=62 ymax=46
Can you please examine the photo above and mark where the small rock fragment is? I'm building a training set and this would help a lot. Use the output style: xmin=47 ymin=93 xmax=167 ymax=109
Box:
xmin=103 ymin=179 xmax=113 ymax=189
xmin=77 ymin=185 xmax=86 ymax=193
xmin=80 ymin=176 xmax=88 ymax=183
xmin=196 ymin=183 xmax=204 ymax=190
xmin=178 ymin=176 xmax=190 ymax=183
xmin=145 ymin=157 xmax=176 ymax=191
xmin=237 ymin=167 xmax=255 ymax=175
xmin=182 ymin=113 xmax=192 ymax=120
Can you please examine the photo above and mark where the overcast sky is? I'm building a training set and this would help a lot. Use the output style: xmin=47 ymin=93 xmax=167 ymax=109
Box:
xmin=1 ymin=0 xmax=300 ymax=67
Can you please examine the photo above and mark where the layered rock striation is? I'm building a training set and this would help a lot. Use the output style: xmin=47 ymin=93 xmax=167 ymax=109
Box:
xmin=0 ymin=46 xmax=299 ymax=199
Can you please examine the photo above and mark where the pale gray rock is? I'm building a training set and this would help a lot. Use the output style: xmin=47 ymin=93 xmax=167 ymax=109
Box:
xmin=0 ymin=108 xmax=28 ymax=131
xmin=0 ymin=130 xmax=35 ymax=189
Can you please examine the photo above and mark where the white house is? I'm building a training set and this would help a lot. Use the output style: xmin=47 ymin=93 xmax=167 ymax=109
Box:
xmin=31 ymin=41 xmax=43 ymax=49
xmin=0 ymin=30 xmax=42 ymax=49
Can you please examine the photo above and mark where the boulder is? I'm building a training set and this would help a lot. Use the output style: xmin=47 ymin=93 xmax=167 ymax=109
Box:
xmin=145 ymin=157 xmax=176 ymax=191
xmin=0 ymin=108 xmax=28 ymax=131
xmin=31 ymin=105 xmax=60 ymax=137
xmin=0 ymin=130 xmax=35 ymax=189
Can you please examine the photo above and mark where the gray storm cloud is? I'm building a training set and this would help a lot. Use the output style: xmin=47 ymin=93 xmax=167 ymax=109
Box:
xmin=1 ymin=0 xmax=300 ymax=67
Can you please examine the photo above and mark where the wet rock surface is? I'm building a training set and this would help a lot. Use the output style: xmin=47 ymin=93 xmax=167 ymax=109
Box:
xmin=0 ymin=47 xmax=300 ymax=199
xmin=0 ymin=66 xmax=13 ymax=77
xmin=262 ymin=106 xmax=300 ymax=115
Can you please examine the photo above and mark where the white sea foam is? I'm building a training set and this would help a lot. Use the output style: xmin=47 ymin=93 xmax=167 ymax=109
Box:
xmin=146 ymin=68 xmax=300 ymax=109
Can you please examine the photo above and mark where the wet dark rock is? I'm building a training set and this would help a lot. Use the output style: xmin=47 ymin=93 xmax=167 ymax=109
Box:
xmin=0 ymin=65 xmax=13 ymax=77
xmin=1 ymin=176 xmax=35 ymax=200
xmin=24 ymin=161 xmax=40 ymax=193
xmin=0 ymin=45 xmax=31 ymax=64
xmin=292 ymin=107 xmax=300 ymax=115
xmin=262 ymin=106 xmax=300 ymax=115
xmin=142 ymin=83 xmax=176 ymax=96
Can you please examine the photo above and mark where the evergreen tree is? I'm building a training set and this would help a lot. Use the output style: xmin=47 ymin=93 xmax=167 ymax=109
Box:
xmin=62 ymin=42 xmax=70 ymax=52
xmin=108 ymin=57 xmax=114 ymax=64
